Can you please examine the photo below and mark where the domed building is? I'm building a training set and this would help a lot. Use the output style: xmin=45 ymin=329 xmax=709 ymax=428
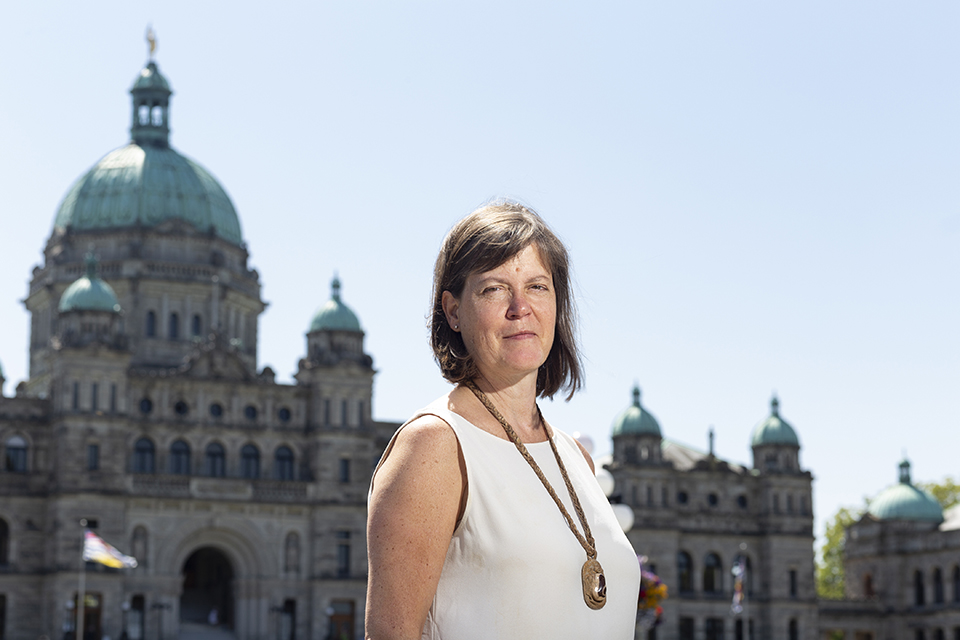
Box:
xmin=818 ymin=460 xmax=960 ymax=640
xmin=0 ymin=57 xmax=399 ymax=640
xmin=607 ymin=387 xmax=817 ymax=640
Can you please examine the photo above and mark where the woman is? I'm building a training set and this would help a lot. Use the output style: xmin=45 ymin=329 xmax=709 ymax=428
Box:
xmin=366 ymin=201 xmax=639 ymax=639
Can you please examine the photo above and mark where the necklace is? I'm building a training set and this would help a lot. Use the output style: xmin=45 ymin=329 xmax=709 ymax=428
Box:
xmin=465 ymin=380 xmax=606 ymax=610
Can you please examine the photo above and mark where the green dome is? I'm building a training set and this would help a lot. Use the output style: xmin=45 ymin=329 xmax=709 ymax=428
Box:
xmin=868 ymin=459 xmax=944 ymax=523
xmin=53 ymin=144 xmax=242 ymax=245
xmin=309 ymin=276 xmax=362 ymax=333
xmin=751 ymin=396 xmax=800 ymax=446
xmin=52 ymin=61 xmax=243 ymax=246
xmin=612 ymin=385 xmax=662 ymax=437
xmin=59 ymin=254 xmax=121 ymax=313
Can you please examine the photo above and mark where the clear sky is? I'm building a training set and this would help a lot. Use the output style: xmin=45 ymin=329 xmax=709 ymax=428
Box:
xmin=1 ymin=2 xmax=958 ymax=556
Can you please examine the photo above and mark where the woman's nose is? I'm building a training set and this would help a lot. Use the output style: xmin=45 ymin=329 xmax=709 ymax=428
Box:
xmin=507 ymin=292 xmax=531 ymax=318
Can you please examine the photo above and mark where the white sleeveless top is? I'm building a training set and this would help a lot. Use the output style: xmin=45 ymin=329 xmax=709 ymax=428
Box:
xmin=373 ymin=394 xmax=640 ymax=640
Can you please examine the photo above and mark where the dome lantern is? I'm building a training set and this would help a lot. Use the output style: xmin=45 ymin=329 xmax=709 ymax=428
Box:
xmin=58 ymin=253 xmax=121 ymax=314
xmin=868 ymin=458 xmax=944 ymax=524
xmin=308 ymin=274 xmax=362 ymax=334
xmin=130 ymin=60 xmax=172 ymax=148
xmin=750 ymin=394 xmax=799 ymax=447
xmin=611 ymin=384 xmax=662 ymax=438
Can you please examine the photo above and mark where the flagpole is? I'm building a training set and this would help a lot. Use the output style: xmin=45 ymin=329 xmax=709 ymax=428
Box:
xmin=78 ymin=519 xmax=87 ymax=640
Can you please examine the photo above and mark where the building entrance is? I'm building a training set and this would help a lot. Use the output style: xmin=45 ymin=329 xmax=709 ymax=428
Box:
xmin=180 ymin=547 xmax=234 ymax=628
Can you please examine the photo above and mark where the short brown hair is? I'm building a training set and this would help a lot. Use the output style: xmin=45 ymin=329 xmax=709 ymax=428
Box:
xmin=430 ymin=199 xmax=583 ymax=400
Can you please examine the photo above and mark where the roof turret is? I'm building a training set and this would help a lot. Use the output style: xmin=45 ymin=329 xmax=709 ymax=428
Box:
xmin=309 ymin=275 xmax=362 ymax=333
xmin=750 ymin=395 xmax=800 ymax=447
xmin=58 ymin=253 xmax=121 ymax=313
xmin=611 ymin=385 xmax=662 ymax=437
xmin=868 ymin=459 xmax=944 ymax=523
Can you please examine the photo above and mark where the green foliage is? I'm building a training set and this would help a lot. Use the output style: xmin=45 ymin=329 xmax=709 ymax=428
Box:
xmin=816 ymin=506 xmax=861 ymax=599
xmin=917 ymin=476 xmax=960 ymax=509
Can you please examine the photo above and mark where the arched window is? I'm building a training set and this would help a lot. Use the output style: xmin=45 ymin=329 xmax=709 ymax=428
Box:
xmin=274 ymin=446 xmax=294 ymax=481
xmin=138 ymin=104 xmax=150 ymax=125
xmin=284 ymin=532 xmax=300 ymax=573
xmin=133 ymin=438 xmax=155 ymax=474
xmin=205 ymin=443 xmax=225 ymax=477
xmin=191 ymin=314 xmax=202 ymax=337
xmin=169 ymin=313 xmax=179 ymax=339
xmin=151 ymin=105 xmax=163 ymax=126
xmin=934 ymin=629 xmax=944 ymax=640
xmin=864 ymin=573 xmax=875 ymax=598
xmin=953 ymin=565 xmax=960 ymax=603
xmin=145 ymin=311 xmax=156 ymax=337
xmin=788 ymin=619 xmax=798 ymax=640
xmin=677 ymin=551 xmax=693 ymax=593
xmin=170 ymin=440 xmax=191 ymax=475
xmin=240 ymin=444 xmax=259 ymax=479
xmin=0 ymin=518 xmax=9 ymax=565
xmin=131 ymin=526 xmax=148 ymax=568
xmin=704 ymin=553 xmax=723 ymax=593
xmin=5 ymin=436 xmax=27 ymax=473
xmin=934 ymin=567 xmax=944 ymax=604
xmin=915 ymin=569 xmax=926 ymax=606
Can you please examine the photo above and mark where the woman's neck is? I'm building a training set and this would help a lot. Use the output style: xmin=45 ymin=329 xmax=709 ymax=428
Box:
xmin=468 ymin=373 xmax=544 ymax=440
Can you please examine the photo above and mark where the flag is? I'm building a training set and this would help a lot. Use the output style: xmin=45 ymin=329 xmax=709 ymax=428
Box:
xmin=731 ymin=556 xmax=746 ymax=614
xmin=82 ymin=531 xmax=138 ymax=569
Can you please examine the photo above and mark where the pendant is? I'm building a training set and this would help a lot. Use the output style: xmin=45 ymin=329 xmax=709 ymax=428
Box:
xmin=581 ymin=558 xmax=607 ymax=610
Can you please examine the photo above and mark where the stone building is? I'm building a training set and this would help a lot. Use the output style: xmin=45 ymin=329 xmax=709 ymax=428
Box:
xmin=818 ymin=460 xmax=960 ymax=640
xmin=0 ymin=58 xmax=398 ymax=640
xmin=608 ymin=386 xmax=818 ymax=640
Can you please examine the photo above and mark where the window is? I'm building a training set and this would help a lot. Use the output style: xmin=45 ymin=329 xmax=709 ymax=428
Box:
xmin=704 ymin=553 xmax=723 ymax=593
xmin=790 ymin=569 xmax=798 ymax=597
xmin=209 ymin=403 xmax=223 ymax=418
xmin=244 ymin=405 xmax=258 ymax=421
xmin=706 ymin=618 xmax=724 ymax=640
xmin=169 ymin=312 xmax=179 ymax=339
xmin=72 ymin=381 xmax=80 ymax=410
xmin=205 ymin=443 xmax=225 ymax=477
xmin=679 ymin=617 xmax=694 ymax=640
xmin=133 ymin=438 xmax=155 ymax=474
xmin=661 ymin=487 xmax=668 ymax=506
xmin=708 ymin=493 xmax=718 ymax=507
xmin=677 ymin=491 xmax=688 ymax=504
xmin=800 ymin=495 xmax=808 ymax=514
xmin=145 ymin=311 xmax=156 ymax=337
xmin=341 ymin=399 xmax=349 ymax=426
xmin=864 ymin=573 xmax=875 ymax=597
xmin=131 ymin=527 xmax=148 ymax=568
xmin=139 ymin=398 xmax=153 ymax=414
xmin=284 ymin=532 xmax=299 ymax=574
xmin=170 ymin=441 xmax=191 ymax=475
xmin=916 ymin=569 xmax=926 ymax=606
xmin=357 ymin=399 xmax=365 ymax=425
xmin=5 ymin=436 xmax=27 ymax=473
xmin=934 ymin=568 xmax=944 ymax=604
xmin=934 ymin=630 xmax=944 ymax=640
xmin=789 ymin=619 xmax=798 ymax=640
xmin=954 ymin=566 xmax=960 ymax=603
xmin=110 ymin=384 xmax=117 ymax=412
xmin=0 ymin=594 xmax=5 ymax=640
xmin=323 ymin=399 xmax=331 ymax=425
xmin=339 ymin=458 xmax=350 ymax=483
xmin=91 ymin=382 xmax=99 ymax=412
xmin=773 ymin=494 xmax=780 ymax=513
xmin=275 ymin=446 xmax=294 ymax=481
xmin=647 ymin=486 xmax=654 ymax=506
xmin=336 ymin=531 xmax=350 ymax=578
xmin=734 ymin=555 xmax=753 ymax=596
xmin=280 ymin=599 xmax=296 ymax=640
xmin=87 ymin=444 xmax=99 ymax=471
xmin=735 ymin=620 xmax=743 ymax=640
xmin=191 ymin=314 xmax=202 ymax=337
xmin=151 ymin=105 xmax=163 ymax=126
xmin=174 ymin=401 xmax=188 ymax=416
xmin=130 ymin=595 xmax=145 ymax=640
xmin=916 ymin=631 xmax=926 ymax=640
xmin=787 ymin=494 xmax=794 ymax=513
xmin=0 ymin=518 xmax=9 ymax=565
xmin=677 ymin=551 xmax=693 ymax=593
xmin=241 ymin=444 xmax=259 ymax=479
xmin=737 ymin=495 xmax=748 ymax=509
xmin=278 ymin=407 xmax=292 ymax=422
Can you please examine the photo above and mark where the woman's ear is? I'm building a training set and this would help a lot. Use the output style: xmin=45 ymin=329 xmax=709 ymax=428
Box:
xmin=441 ymin=291 xmax=460 ymax=331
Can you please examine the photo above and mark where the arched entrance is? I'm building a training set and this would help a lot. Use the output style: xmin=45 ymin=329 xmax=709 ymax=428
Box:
xmin=180 ymin=547 xmax=234 ymax=629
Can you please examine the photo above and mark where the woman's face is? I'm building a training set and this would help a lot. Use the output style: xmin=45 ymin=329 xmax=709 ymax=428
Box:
xmin=442 ymin=244 xmax=557 ymax=385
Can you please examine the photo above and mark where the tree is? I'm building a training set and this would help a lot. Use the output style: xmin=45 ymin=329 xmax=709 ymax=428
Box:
xmin=816 ymin=506 xmax=861 ymax=599
xmin=918 ymin=476 xmax=960 ymax=510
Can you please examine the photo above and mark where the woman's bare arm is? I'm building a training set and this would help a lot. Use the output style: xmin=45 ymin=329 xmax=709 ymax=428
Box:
xmin=365 ymin=415 xmax=466 ymax=640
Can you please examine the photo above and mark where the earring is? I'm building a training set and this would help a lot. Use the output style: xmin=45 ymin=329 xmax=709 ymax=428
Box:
xmin=453 ymin=324 xmax=459 ymax=330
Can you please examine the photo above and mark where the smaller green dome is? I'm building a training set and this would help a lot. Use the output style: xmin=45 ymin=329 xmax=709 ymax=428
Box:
xmin=751 ymin=396 xmax=799 ymax=447
xmin=612 ymin=385 xmax=662 ymax=437
xmin=132 ymin=61 xmax=171 ymax=92
xmin=868 ymin=459 xmax=944 ymax=523
xmin=309 ymin=275 xmax=362 ymax=333
xmin=59 ymin=254 xmax=121 ymax=314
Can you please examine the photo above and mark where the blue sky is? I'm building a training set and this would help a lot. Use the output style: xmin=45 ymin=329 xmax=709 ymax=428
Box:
xmin=1 ymin=1 xmax=958 ymax=552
